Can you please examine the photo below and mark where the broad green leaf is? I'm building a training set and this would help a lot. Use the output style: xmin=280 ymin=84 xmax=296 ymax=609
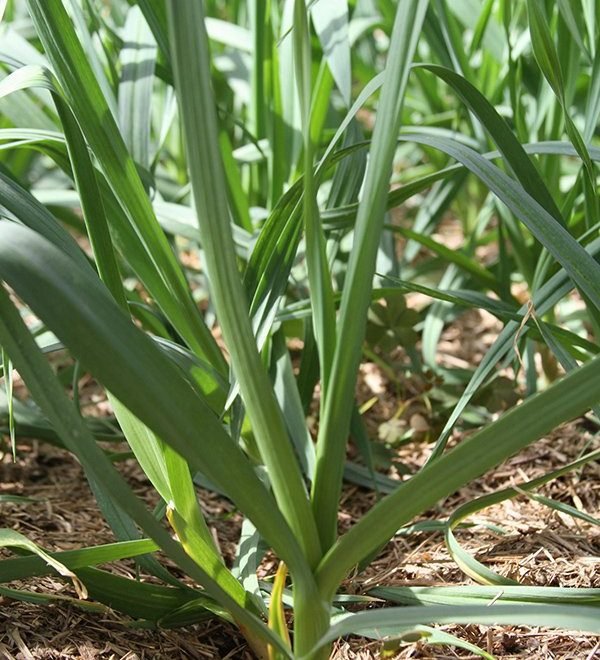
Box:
xmin=64 ymin=0 xmax=117 ymax=119
xmin=0 ymin=539 xmax=158 ymax=582
xmin=0 ymin=164 xmax=90 ymax=273
xmin=0 ymin=529 xmax=86 ymax=598
xmin=248 ymin=0 xmax=267 ymax=142
xmin=167 ymin=0 xmax=322 ymax=570
xmin=77 ymin=567 xmax=216 ymax=624
xmin=232 ymin=518 xmax=268 ymax=616
xmin=278 ymin=0 xmax=302 ymax=180
xmin=371 ymin=584 xmax=600 ymax=607
xmin=310 ymin=604 xmax=600 ymax=654
xmin=271 ymin=331 xmax=316 ymax=480
xmin=206 ymin=17 xmax=252 ymax=52
xmin=118 ymin=5 xmax=157 ymax=170
xmin=0 ymin=281 xmax=290 ymax=657
xmin=294 ymin=0 xmax=336 ymax=398
xmin=163 ymin=440 xmax=222 ymax=561
xmin=419 ymin=64 xmax=563 ymax=224
xmin=316 ymin=354 xmax=600 ymax=598
xmin=55 ymin=92 xmax=126 ymax=306
xmin=527 ymin=1 xmax=565 ymax=98
xmin=310 ymin=0 xmax=351 ymax=105
xmin=527 ymin=0 xmax=598 ymax=227
xmin=134 ymin=0 xmax=170 ymax=66
xmin=24 ymin=0 xmax=224 ymax=371
xmin=400 ymin=132 xmax=600 ymax=310
xmin=312 ymin=0 xmax=429 ymax=552
xmin=54 ymin=88 xmax=186 ymax=584
xmin=557 ymin=0 xmax=590 ymax=60
xmin=0 ymin=222 xmax=308 ymax=584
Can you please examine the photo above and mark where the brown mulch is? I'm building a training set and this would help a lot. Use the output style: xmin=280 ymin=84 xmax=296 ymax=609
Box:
xmin=0 ymin=416 xmax=598 ymax=659
xmin=0 ymin=291 xmax=598 ymax=659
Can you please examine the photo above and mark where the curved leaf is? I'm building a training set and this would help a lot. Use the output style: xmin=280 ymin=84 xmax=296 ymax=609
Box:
xmin=0 ymin=222 xmax=307 ymax=580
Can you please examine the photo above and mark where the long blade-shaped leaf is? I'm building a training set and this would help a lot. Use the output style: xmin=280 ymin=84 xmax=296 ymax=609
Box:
xmin=294 ymin=0 xmax=336 ymax=398
xmin=0 ymin=283 xmax=291 ymax=657
xmin=309 ymin=603 xmax=600 ymax=654
xmin=166 ymin=0 xmax=322 ymax=569
xmin=310 ymin=0 xmax=351 ymax=106
xmin=24 ymin=0 xmax=224 ymax=371
xmin=316 ymin=354 xmax=600 ymax=598
xmin=419 ymin=63 xmax=563 ymax=224
xmin=118 ymin=5 xmax=157 ymax=171
xmin=371 ymin=584 xmax=600 ymax=607
xmin=55 ymin=89 xmax=214 ymax=583
xmin=399 ymin=132 xmax=600 ymax=310
xmin=311 ymin=0 xmax=429 ymax=551
xmin=0 ymin=539 xmax=158 ymax=582
xmin=0 ymin=529 xmax=86 ymax=598
xmin=0 ymin=222 xmax=308 ymax=580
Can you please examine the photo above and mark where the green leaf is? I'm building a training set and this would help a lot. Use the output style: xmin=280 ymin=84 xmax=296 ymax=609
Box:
xmin=0 ymin=281 xmax=290 ymax=657
xmin=371 ymin=584 xmax=600 ymax=607
xmin=0 ymin=494 xmax=39 ymax=504
xmin=134 ymin=0 xmax=170 ymax=67
xmin=311 ymin=0 xmax=429 ymax=552
xmin=270 ymin=331 xmax=316 ymax=480
xmin=118 ymin=5 xmax=157 ymax=170
xmin=166 ymin=0 xmax=322 ymax=570
xmin=309 ymin=604 xmax=600 ymax=654
xmin=0 ymin=160 xmax=90 ymax=273
xmin=0 ymin=222 xmax=306 ymax=583
xmin=380 ymin=625 xmax=494 ymax=660
xmin=584 ymin=45 xmax=600 ymax=142
xmin=0 ymin=529 xmax=87 ymax=598
xmin=527 ymin=0 xmax=566 ymax=99
xmin=316 ymin=354 xmax=600 ymax=598
xmin=0 ymin=539 xmax=158 ymax=582
xmin=1 ymin=348 xmax=15 ymax=459
xmin=430 ymin=232 xmax=600 ymax=456
xmin=419 ymin=64 xmax=564 ymax=225
xmin=24 ymin=0 xmax=224 ymax=370
xmin=310 ymin=0 xmax=351 ymax=105
xmin=382 ymin=275 xmax=597 ymax=357
xmin=527 ymin=0 xmax=598 ymax=227
xmin=0 ymin=584 xmax=105 ymax=613
xmin=294 ymin=0 xmax=337 ymax=399
xmin=400 ymin=132 xmax=600 ymax=311
xmin=515 ymin=487 xmax=600 ymax=527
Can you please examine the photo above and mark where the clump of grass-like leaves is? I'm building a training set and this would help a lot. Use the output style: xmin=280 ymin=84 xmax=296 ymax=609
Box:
xmin=0 ymin=1 xmax=599 ymax=658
